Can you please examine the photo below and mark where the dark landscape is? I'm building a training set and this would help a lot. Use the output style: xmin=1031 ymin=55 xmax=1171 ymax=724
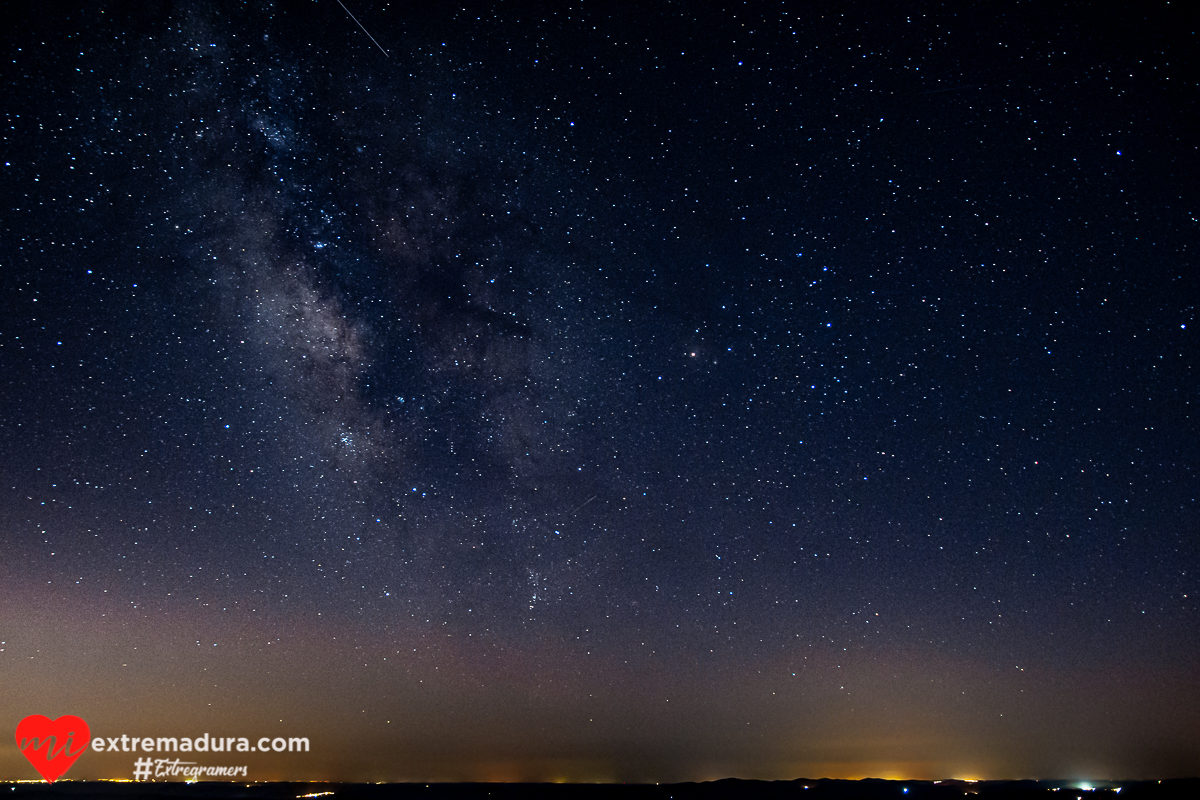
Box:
xmin=5 ymin=780 xmax=1200 ymax=800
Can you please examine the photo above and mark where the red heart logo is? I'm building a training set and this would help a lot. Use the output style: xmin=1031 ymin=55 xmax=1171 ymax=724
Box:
xmin=15 ymin=715 xmax=91 ymax=783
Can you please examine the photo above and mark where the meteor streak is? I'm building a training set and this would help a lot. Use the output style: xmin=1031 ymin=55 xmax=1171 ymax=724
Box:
xmin=334 ymin=0 xmax=389 ymax=58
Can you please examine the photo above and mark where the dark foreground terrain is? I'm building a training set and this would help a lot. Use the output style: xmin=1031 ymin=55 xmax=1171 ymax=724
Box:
xmin=3 ymin=780 xmax=1198 ymax=800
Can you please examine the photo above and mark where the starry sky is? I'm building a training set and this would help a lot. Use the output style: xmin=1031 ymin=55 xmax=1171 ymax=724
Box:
xmin=1 ymin=0 xmax=1198 ymax=784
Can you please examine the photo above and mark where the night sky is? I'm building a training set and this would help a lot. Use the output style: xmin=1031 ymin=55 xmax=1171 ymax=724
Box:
xmin=2 ymin=0 xmax=1198 ymax=784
